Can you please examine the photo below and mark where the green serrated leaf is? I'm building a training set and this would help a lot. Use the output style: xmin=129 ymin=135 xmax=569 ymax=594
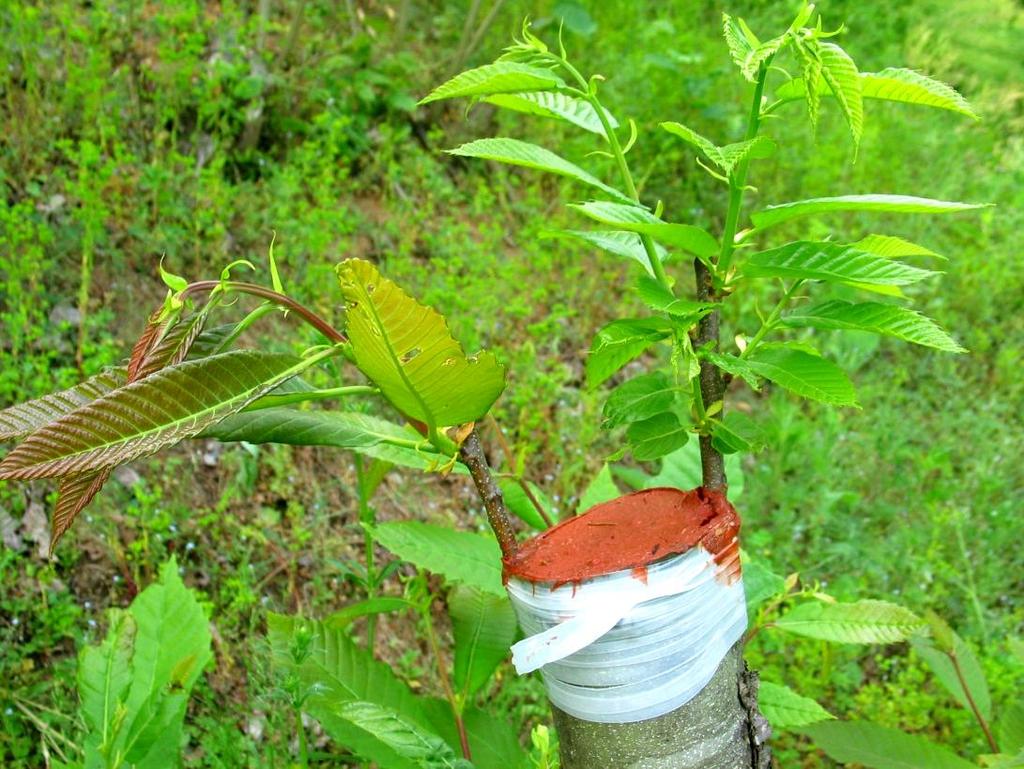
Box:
xmin=268 ymin=614 xmax=431 ymax=769
xmin=635 ymin=275 xmax=718 ymax=320
xmin=801 ymin=720 xmax=977 ymax=769
xmin=740 ymin=550 xmax=786 ymax=611
xmin=704 ymin=351 xmax=762 ymax=391
xmin=602 ymin=372 xmax=677 ymax=428
xmin=660 ymin=122 xmax=775 ymax=174
xmin=333 ymin=702 xmax=473 ymax=769
xmin=775 ymin=599 xmax=924 ymax=643
xmin=911 ymin=634 xmax=992 ymax=721
xmin=541 ymin=229 xmax=667 ymax=274
xmin=782 ymin=300 xmax=965 ymax=352
xmin=79 ymin=610 xmax=136 ymax=750
xmin=586 ymin=318 xmax=672 ymax=389
xmin=0 ymin=351 xmax=307 ymax=480
xmin=751 ymin=195 xmax=990 ymax=230
xmin=447 ymin=138 xmax=630 ymax=202
xmin=203 ymin=408 xmax=447 ymax=471
xmin=863 ymin=68 xmax=979 ymax=119
xmin=450 ymin=585 xmax=516 ymax=698
xmin=745 ymin=347 xmax=857 ymax=406
xmin=420 ymin=62 xmax=565 ymax=105
xmin=999 ymin=703 xmax=1024 ymax=755
xmin=635 ymin=440 xmax=745 ymax=499
xmin=338 ymin=259 xmax=505 ymax=431
xmin=818 ymin=41 xmax=863 ymax=147
xmin=483 ymin=91 xmax=617 ymax=135
xmin=577 ymin=464 xmax=619 ymax=513
xmin=569 ymin=201 xmax=719 ymax=258
xmin=853 ymin=234 xmax=944 ymax=260
xmin=627 ymin=412 xmax=689 ymax=461
xmin=722 ymin=14 xmax=756 ymax=77
xmin=743 ymin=241 xmax=938 ymax=286
xmin=711 ymin=412 xmax=765 ymax=454
xmin=370 ymin=521 xmax=504 ymax=596
xmin=759 ymin=682 xmax=834 ymax=729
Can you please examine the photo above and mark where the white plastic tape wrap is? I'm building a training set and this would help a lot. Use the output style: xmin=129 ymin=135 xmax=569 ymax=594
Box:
xmin=506 ymin=546 xmax=747 ymax=724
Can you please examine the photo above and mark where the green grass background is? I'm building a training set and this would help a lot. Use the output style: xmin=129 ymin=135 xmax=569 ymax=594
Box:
xmin=0 ymin=1 xmax=1021 ymax=766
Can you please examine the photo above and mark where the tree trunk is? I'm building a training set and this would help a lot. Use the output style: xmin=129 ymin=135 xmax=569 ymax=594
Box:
xmin=550 ymin=644 xmax=769 ymax=769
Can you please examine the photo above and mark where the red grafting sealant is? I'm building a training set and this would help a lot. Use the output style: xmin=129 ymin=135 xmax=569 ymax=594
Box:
xmin=503 ymin=487 xmax=741 ymax=590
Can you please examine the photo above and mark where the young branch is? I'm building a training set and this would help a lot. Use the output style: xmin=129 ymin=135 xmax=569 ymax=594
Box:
xmin=181 ymin=280 xmax=348 ymax=346
xmin=458 ymin=429 xmax=518 ymax=558
xmin=694 ymin=61 xmax=773 ymax=493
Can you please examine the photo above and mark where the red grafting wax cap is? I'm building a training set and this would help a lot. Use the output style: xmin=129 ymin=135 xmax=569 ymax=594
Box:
xmin=503 ymin=487 xmax=740 ymax=587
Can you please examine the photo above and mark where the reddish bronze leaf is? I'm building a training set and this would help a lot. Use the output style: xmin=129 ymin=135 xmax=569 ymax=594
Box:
xmin=50 ymin=469 xmax=111 ymax=553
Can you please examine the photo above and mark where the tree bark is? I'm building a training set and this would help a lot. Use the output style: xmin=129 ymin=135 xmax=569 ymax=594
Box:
xmin=550 ymin=643 xmax=770 ymax=768
xmin=693 ymin=258 xmax=727 ymax=492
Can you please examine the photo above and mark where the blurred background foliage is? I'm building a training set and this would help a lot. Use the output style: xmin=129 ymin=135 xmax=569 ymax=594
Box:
xmin=0 ymin=0 xmax=1021 ymax=766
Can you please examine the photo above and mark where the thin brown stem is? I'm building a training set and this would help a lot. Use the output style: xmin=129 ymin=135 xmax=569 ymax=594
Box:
xmin=422 ymin=599 xmax=472 ymax=761
xmin=951 ymin=650 xmax=999 ymax=752
xmin=180 ymin=280 xmax=347 ymax=345
xmin=694 ymin=260 xmax=727 ymax=491
xmin=458 ymin=429 xmax=518 ymax=558
xmin=486 ymin=415 xmax=553 ymax=528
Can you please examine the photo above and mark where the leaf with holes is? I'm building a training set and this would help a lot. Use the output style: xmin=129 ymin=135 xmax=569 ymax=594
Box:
xmin=447 ymin=138 xmax=630 ymax=202
xmin=586 ymin=318 xmax=673 ymax=389
xmin=338 ymin=259 xmax=505 ymax=431
xmin=569 ymin=201 xmax=719 ymax=258
xmin=782 ymin=301 xmax=965 ymax=352
xmin=483 ymin=91 xmax=617 ymax=135
xmin=745 ymin=347 xmax=857 ymax=406
xmin=801 ymin=720 xmax=977 ymax=769
xmin=0 ymin=351 xmax=308 ymax=481
xmin=627 ymin=412 xmax=689 ymax=461
xmin=751 ymin=195 xmax=989 ymax=230
xmin=203 ymin=408 xmax=447 ymax=471
xmin=369 ymin=521 xmax=504 ymax=596
xmin=759 ymin=682 xmax=834 ymax=729
xmin=450 ymin=585 xmax=517 ymax=698
xmin=541 ymin=230 xmax=667 ymax=274
xmin=419 ymin=62 xmax=565 ymax=104
xmin=743 ymin=242 xmax=938 ymax=287
xmin=775 ymin=599 xmax=924 ymax=643
xmin=0 ymin=369 xmax=126 ymax=442
xmin=602 ymin=372 xmax=677 ymax=428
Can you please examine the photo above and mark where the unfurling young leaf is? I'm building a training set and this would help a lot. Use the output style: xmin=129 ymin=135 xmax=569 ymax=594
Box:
xmin=337 ymin=259 xmax=505 ymax=433
xmin=817 ymin=41 xmax=863 ymax=148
